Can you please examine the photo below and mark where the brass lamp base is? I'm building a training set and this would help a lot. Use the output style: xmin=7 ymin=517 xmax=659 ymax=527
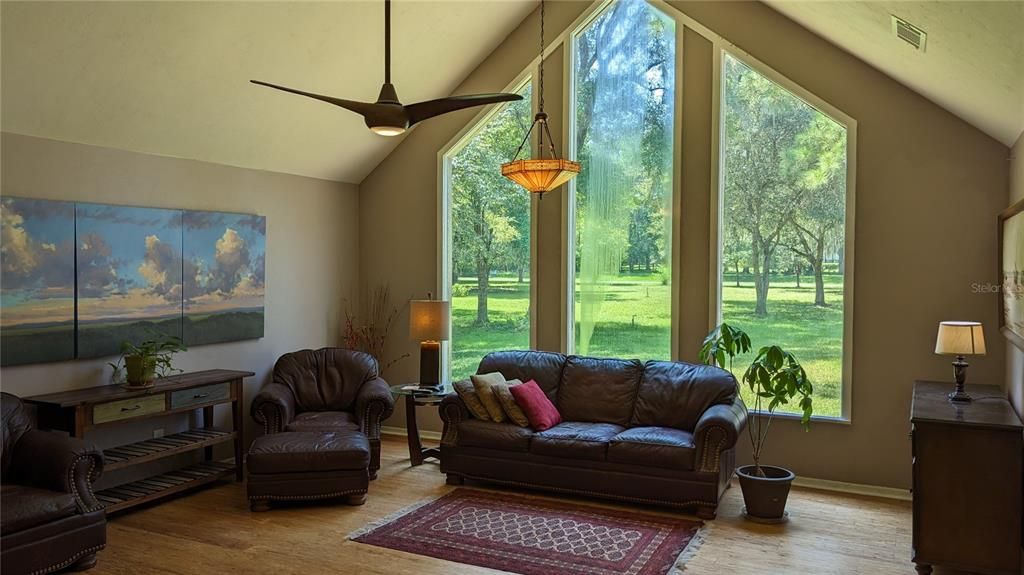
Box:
xmin=947 ymin=356 xmax=971 ymax=403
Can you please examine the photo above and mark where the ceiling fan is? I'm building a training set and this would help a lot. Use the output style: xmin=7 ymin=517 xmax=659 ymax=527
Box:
xmin=251 ymin=0 xmax=523 ymax=137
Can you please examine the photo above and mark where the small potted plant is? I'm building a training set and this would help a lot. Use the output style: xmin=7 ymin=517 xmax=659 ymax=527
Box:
xmin=109 ymin=333 xmax=187 ymax=388
xmin=700 ymin=323 xmax=814 ymax=523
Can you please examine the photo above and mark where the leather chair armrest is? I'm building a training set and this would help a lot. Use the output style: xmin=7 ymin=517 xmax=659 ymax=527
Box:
xmin=10 ymin=429 xmax=104 ymax=513
xmin=355 ymin=377 xmax=395 ymax=440
xmin=251 ymin=382 xmax=296 ymax=434
xmin=694 ymin=397 xmax=748 ymax=473
xmin=440 ymin=392 xmax=469 ymax=447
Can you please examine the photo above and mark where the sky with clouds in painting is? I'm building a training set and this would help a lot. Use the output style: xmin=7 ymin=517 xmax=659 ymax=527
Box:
xmin=184 ymin=210 xmax=265 ymax=315
xmin=0 ymin=197 xmax=75 ymax=327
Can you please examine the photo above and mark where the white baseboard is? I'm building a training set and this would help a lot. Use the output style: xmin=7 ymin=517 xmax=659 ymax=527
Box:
xmin=381 ymin=426 xmax=911 ymax=501
xmin=383 ymin=425 xmax=442 ymax=441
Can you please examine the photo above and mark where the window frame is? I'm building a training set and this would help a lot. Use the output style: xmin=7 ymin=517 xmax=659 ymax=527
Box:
xmin=437 ymin=73 xmax=536 ymax=385
xmin=564 ymin=0 xmax=685 ymax=360
xmin=710 ymin=46 xmax=858 ymax=424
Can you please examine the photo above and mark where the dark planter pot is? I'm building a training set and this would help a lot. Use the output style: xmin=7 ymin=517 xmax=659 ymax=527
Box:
xmin=736 ymin=465 xmax=795 ymax=523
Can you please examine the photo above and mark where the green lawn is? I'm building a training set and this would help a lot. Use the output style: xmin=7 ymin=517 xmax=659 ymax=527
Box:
xmin=450 ymin=270 xmax=845 ymax=418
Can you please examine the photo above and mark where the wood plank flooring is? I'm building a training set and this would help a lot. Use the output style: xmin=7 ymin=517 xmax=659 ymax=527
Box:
xmin=91 ymin=436 xmax=916 ymax=575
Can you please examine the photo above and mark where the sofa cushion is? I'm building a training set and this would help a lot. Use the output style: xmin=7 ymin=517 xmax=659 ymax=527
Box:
xmin=478 ymin=350 xmax=567 ymax=403
xmin=494 ymin=380 xmax=530 ymax=427
xmin=285 ymin=411 xmax=360 ymax=433
xmin=0 ymin=484 xmax=78 ymax=536
xmin=608 ymin=426 xmax=696 ymax=470
xmin=509 ymin=380 xmax=562 ymax=431
xmin=530 ymin=421 xmax=624 ymax=461
xmin=631 ymin=361 xmax=738 ymax=431
xmin=557 ymin=356 xmax=643 ymax=426
xmin=248 ymin=431 xmax=369 ymax=474
xmin=457 ymin=419 xmax=534 ymax=452
xmin=471 ymin=372 xmax=507 ymax=422
xmin=454 ymin=380 xmax=492 ymax=421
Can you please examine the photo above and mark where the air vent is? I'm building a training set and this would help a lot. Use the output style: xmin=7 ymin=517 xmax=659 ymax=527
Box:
xmin=891 ymin=15 xmax=927 ymax=52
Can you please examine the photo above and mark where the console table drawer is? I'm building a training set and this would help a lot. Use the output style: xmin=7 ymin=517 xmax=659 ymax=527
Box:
xmin=171 ymin=383 xmax=230 ymax=409
xmin=94 ymin=395 xmax=166 ymax=424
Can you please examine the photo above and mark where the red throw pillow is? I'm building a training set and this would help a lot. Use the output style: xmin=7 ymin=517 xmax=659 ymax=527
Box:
xmin=509 ymin=380 xmax=561 ymax=431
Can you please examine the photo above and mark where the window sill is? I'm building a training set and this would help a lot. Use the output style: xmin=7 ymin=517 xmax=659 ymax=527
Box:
xmin=746 ymin=409 xmax=851 ymax=425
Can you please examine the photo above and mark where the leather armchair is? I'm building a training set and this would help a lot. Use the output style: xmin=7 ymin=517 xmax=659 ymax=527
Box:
xmin=1 ymin=392 xmax=106 ymax=574
xmin=251 ymin=348 xmax=395 ymax=477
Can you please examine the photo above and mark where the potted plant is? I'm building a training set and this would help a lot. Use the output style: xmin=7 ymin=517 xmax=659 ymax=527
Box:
xmin=109 ymin=333 xmax=187 ymax=388
xmin=700 ymin=323 xmax=814 ymax=523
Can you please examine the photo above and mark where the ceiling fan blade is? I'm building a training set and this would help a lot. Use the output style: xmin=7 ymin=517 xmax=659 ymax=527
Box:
xmin=405 ymin=93 xmax=523 ymax=126
xmin=250 ymin=80 xmax=378 ymax=117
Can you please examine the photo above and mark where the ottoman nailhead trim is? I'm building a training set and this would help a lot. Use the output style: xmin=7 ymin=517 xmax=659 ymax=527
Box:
xmin=248 ymin=488 xmax=367 ymax=501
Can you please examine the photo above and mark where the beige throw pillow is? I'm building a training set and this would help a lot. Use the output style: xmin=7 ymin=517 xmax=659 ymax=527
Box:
xmin=494 ymin=379 xmax=529 ymax=427
xmin=454 ymin=379 xmax=491 ymax=421
xmin=470 ymin=372 xmax=507 ymax=423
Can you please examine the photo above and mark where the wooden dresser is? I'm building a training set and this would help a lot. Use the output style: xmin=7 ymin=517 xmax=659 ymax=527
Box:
xmin=911 ymin=380 xmax=1023 ymax=575
xmin=25 ymin=369 xmax=253 ymax=514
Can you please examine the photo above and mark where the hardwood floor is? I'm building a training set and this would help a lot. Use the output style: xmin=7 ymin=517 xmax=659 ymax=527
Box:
xmin=91 ymin=436 xmax=914 ymax=575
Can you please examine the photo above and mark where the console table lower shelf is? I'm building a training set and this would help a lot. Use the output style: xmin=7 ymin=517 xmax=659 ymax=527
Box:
xmin=24 ymin=369 xmax=253 ymax=514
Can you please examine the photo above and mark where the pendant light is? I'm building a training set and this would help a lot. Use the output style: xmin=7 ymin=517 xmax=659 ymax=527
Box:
xmin=501 ymin=0 xmax=580 ymax=197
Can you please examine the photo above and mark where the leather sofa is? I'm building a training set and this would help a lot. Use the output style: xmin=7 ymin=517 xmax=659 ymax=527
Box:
xmin=440 ymin=351 xmax=747 ymax=519
xmin=1 ymin=392 xmax=106 ymax=574
xmin=251 ymin=348 xmax=395 ymax=478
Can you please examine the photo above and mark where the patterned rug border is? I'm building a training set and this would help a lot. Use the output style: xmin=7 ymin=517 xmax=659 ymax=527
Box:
xmin=347 ymin=487 xmax=707 ymax=574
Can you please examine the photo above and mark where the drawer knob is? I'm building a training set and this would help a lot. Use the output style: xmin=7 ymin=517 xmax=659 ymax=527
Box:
xmin=121 ymin=405 xmax=142 ymax=412
xmin=193 ymin=393 xmax=210 ymax=399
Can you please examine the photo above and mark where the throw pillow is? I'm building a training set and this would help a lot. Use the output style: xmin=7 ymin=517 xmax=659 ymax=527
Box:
xmin=470 ymin=372 xmax=507 ymax=423
xmin=453 ymin=379 xmax=491 ymax=421
xmin=493 ymin=379 xmax=529 ymax=427
xmin=509 ymin=379 xmax=562 ymax=431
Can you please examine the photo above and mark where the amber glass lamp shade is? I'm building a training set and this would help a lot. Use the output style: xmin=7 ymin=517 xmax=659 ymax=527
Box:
xmin=501 ymin=158 xmax=580 ymax=195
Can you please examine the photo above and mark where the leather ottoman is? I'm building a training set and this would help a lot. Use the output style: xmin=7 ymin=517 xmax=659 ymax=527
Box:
xmin=246 ymin=431 xmax=370 ymax=511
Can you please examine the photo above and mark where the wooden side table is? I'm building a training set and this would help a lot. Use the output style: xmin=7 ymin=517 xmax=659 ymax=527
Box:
xmin=389 ymin=384 xmax=449 ymax=466
xmin=25 ymin=369 xmax=253 ymax=514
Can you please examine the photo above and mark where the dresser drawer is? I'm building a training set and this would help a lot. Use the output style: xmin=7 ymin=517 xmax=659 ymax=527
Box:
xmin=93 ymin=395 xmax=166 ymax=424
xmin=170 ymin=383 xmax=230 ymax=409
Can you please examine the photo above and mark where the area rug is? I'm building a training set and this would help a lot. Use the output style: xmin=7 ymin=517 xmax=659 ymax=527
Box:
xmin=348 ymin=489 xmax=704 ymax=575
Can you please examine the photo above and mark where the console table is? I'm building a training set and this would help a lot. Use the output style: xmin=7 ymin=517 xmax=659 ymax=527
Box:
xmin=25 ymin=369 xmax=253 ymax=514
xmin=910 ymin=380 xmax=1022 ymax=575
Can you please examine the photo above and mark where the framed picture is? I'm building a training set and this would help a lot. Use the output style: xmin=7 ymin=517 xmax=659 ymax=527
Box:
xmin=999 ymin=198 xmax=1024 ymax=350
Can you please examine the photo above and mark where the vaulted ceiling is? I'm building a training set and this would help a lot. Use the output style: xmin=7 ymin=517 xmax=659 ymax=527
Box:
xmin=1 ymin=1 xmax=535 ymax=183
xmin=2 ymin=1 xmax=1021 ymax=185
xmin=764 ymin=0 xmax=1024 ymax=146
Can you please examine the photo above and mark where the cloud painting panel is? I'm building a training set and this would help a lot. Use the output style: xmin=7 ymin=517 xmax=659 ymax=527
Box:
xmin=183 ymin=211 xmax=265 ymax=345
xmin=76 ymin=204 xmax=183 ymax=358
xmin=1 ymin=197 xmax=76 ymax=366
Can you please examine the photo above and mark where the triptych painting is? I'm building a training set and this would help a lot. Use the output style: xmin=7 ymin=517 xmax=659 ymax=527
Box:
xmin=1 ymin=197 xmax=266 ymax=366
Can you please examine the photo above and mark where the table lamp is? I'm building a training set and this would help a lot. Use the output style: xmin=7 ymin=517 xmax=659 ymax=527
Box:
xmin=409 ymin=297 xmax=450 ymax=389
xmin=934 ymin=321 xmax=986 ymax=402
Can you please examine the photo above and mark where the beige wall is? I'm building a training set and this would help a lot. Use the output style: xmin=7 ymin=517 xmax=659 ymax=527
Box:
xmin=0 ymin=133 xmax=359 ymax=459
xmin=359 ymin=0 xmax=1009 ymax=489
xmin=1010 ymin=132 xmax=1024 ymax=416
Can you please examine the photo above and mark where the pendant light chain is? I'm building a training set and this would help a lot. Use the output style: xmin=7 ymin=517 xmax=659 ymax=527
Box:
xmin=539 ymin=0 xmax=545 ymax=115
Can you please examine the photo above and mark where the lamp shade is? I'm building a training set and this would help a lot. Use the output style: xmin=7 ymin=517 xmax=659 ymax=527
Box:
xmin=409 ymin=300 xmax=450 ymax=342
xmin=935 ymin=321 xmax=986 ymax=355
xmin=501 ymin=159 xmax=580 ymax=194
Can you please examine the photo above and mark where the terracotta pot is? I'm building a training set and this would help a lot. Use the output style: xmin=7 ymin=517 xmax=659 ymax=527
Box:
xmin=124 ymin=355 xmax=156 ymax=387
xmin=736 ymin=464 xmax=795 ymax=523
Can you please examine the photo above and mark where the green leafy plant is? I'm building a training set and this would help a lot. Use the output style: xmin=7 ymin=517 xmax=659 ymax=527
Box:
xmin=109 ymin=332 xmax=187 ymax=385
xmin=700 ymin=323 xmax=814 ymax=477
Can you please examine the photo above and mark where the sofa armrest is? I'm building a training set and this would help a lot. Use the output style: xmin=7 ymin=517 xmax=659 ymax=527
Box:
xmin=10 ymin=429 xmax=104 ymax=513
xmin=356 ymin=377 xmax=395 ymax=440
xmin=251 ymin=382 xmax=296 ymax=434
xmin=439 ymin=392 xmax=469 ymax=447
xmin=693 ymin=397 xmax=748 ymax=473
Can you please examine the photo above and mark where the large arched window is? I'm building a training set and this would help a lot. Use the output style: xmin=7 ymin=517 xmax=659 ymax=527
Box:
xmin=569 ymin=0 xmax=677 ymax=360
xmin=442 ymin=79 xmax=533 ymax=382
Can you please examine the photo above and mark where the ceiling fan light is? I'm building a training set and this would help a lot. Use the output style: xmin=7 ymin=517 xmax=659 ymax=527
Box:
xmin=501 ymin=159 xmax=581 ymax=194
xmin=370 ymin=125 xmax=406 ymax=136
